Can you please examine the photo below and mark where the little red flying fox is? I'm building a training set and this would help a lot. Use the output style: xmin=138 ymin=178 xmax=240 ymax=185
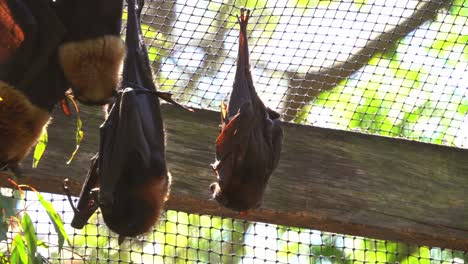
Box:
xmin=210 ymin=9 xmax=283 ymax=212
xmin=64 ymin=0 xmax=188 ymax=245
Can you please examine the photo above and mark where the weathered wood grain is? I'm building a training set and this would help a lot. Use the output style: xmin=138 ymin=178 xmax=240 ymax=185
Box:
xmin=1 ymin=104 xmax=467 ymax=251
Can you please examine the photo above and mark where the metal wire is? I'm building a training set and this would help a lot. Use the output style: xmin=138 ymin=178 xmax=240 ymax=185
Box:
xmin=0 ymin=189 xmax=462 ymax=263
xmin=130 ymin=0 xmax=468 ymax=147
xmin=4 ymin=0 xmax=467 ymax=262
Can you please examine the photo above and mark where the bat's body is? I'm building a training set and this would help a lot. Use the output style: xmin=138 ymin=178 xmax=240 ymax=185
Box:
xmin=0 ymin=0 xmax=65 ymax=171
xmin=211 ymin=9 xmax=283 ymax=212
xmin=66 ymin=0 xmax=171 ymax=242
xmin=54 ymin=0 xmax=125 ymax=105
xmin=0 ymin=0 xmax=124 ymax=171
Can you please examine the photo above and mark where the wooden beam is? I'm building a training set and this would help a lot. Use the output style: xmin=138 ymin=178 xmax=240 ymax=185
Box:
xmin=1 ymin=104 xmax=468 ymax=251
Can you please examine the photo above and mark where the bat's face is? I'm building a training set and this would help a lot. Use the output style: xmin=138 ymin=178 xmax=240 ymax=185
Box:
xmin=101 ymin=176 xmax=169 ymax=237
xmin=210 ymin=145 xmax=269 ymax=212
xmin=100 ymin=158 xmax=171 ymax=237
xmin=211 ymin=105 xmax=283 ymax=212
xmin=210 ymin=181 xmax=264 ymax=212
xmin=58 ymin=35 xmax=125 ymax=106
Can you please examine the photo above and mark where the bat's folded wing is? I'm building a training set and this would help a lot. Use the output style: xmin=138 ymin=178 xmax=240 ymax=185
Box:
xmin=215 ymin=102 xmax=255 ymax=163
xmin=267 ymin=118 xmax=283 ymax=179
xmin=98 ymin=87 xmax=164 ymax=207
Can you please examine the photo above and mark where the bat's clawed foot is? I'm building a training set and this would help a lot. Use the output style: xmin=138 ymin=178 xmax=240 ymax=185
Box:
xmin=63 ymin=179 xmax=78 ymax=214
xmin=237 ymin=8 xmax=251 ymax=24
xmin=209 ymin=182 xmax=221 ymax=197
xmin=210 ymin=160 xmax=221 ymax=172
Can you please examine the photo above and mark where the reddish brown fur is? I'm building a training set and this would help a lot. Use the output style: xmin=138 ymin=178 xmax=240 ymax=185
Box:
xmin=0 ymin=0 xmax=24 ymax=63
xmin=210 ymin=9 xmax=283 ymax=212
xmin=102 ymin=172 xmax=171 ymax=237
xmin=58 ymin=35 xmax=125 ymax=105
xmin=0 ymin=81 xmax=50 ymax=165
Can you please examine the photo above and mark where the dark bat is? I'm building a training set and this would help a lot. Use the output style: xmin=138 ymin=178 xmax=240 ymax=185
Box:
xmin=210 ymin=9 xmax=283 ymax=212
xmin=53 ymin=0 xmax=125 ymax=105
xmin=64 ymin=0 xmax=187 ymax=244
xmin=0 ymin=0 xmax=66 ymax=171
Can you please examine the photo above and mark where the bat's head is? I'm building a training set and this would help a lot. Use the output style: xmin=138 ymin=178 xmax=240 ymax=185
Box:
xmin=209 ymin=177 xmax=265 ymax=212
xmin=58 ymin=36 xmax=125 ymax=106
xmin=100 ymin=162 xmax=171 ymax=237
xmin=54 ymin=0 xmax=125 ymax=105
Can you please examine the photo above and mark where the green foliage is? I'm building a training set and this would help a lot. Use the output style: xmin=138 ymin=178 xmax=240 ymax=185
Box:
xmin=32 ymin=131 xmax=47 ymax=168
xmin=0 ymin=187 xmax=71 ymax=263
xmin=296 ymin=3 xmax=468 ymax=146
xmin=66 ymin=210 xmax=468 ymax=263
xmin=11 ymin=234 xmax=27 ymax=264
xmin=67 ymin=116 xmax=83 ymax=164
xmin=140 ymin=23 xmax=171 ymax=62
xmin=22 ymin=213 xmax=38 ymax=263
xmin=36 ymin=192 xmax=70 ymax=253
xmin=451 ymin=0 xmax=468 ymax=16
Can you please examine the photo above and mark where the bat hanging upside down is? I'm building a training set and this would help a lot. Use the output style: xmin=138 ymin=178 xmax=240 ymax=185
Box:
xmin=63 ymin=0 xmax=182 ymax=244
xmin=210 ymin=9 xmax=283 ymax=212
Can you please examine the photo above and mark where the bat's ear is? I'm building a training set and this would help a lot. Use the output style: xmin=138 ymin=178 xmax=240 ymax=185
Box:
xmin=0 ymin=81 xmax=50 ymax=167
xmin=58 ymin=36 xmax=125 ymax=105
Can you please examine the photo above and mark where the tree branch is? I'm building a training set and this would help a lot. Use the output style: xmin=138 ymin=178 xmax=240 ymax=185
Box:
xmin=281 ymin=0 xmax=453 ymax=122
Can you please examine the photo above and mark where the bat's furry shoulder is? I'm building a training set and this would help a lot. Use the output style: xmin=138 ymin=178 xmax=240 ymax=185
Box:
xmin=58 ymin=35 xmax=125 ymax=105
xmin=0 ymin=81 xmax=50 ymax=166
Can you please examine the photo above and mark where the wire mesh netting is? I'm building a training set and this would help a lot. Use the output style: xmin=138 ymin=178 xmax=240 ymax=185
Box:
xmin=135 ymin=0 xmax=468 ymax=147
xmin=0 ymin=189 xmax=465 ymax=263
xmin=4 ymin=0 xmax=468 ymax=262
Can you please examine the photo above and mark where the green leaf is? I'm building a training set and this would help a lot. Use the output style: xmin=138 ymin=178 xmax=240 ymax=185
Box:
xmin=36 ymin=240 xmax=48 ymax=249
xmin=21 ymin=213 xmax=37 ymax=264
xmin=36 ymin=192 xmax=70 ymax=252
xmin=11 ymin=233 xmax=27 ymax=264
xmin=32 ymin=130 xmax=48 ymax=168
xmin=67 ymin=116 xmax=84 ymax=164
